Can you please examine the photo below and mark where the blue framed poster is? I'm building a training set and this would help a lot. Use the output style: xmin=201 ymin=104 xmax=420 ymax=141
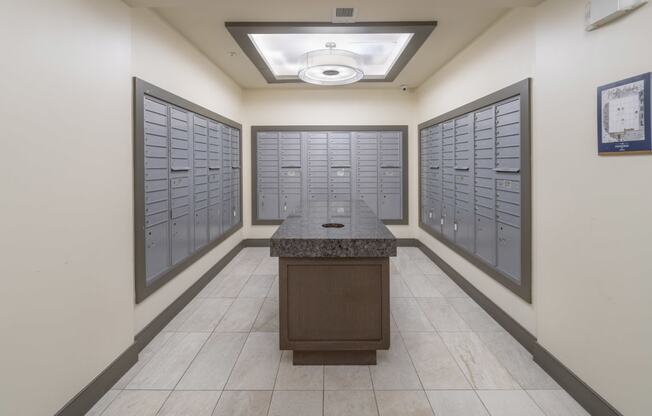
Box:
xmin=597 ymin=72 xmax=651 ymax=155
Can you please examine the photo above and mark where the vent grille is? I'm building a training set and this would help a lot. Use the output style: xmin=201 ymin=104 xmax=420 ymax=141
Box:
xmin=335 ymin=8 xmax=354 ymax=17
xmin=332 ymin=7 xmax=356 ymax=23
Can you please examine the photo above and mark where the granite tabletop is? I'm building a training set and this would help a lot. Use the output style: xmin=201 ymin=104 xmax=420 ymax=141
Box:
xmin=269 ymin=200 xmax=397 ymax=258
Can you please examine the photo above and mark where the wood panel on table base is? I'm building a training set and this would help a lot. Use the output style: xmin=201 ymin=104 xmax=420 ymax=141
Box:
xmin=279 ymin=257 xmax=390 ymax=365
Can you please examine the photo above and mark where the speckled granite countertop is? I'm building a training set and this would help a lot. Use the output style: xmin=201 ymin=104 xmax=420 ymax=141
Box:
xmin=270 ymin=200 xmax=397 ymax=258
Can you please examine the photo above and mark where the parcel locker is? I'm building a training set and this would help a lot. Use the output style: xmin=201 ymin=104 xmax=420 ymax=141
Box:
xmin=193 ymin=115 xmax=209 ymax=249
xmin=355 ymin=132 xmax=379 ymax=214
xmin=169 ymin=107 xmax=192 ymax=266
xmin=454 ymin=114 xmax=474 ymax=252
xmin=279 ymin=132 xmax=302 ymax=218
xmin=307 ymin=133 xmax=328 ymax=209
xmin=257 ymin=132 xmax=280 ymax=219
xmin=144 ymin=97 xmax=171 ymax=281
xmin=208 ymin=121 xmax=222 ymax=240
xmin=253 ymin=128 xmax=406 ymax=223
xmin=418 ymin=79 xmax=529 ymax=301
xmin=221 ymin=124 xmax=233 ymax=232
xmin=231 ymin=128 xmax=241 ymax=226
xmin=136 ymin=78 xmax=242 ymax=303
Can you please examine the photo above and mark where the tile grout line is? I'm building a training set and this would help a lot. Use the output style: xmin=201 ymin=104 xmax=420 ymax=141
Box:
xmin=94 ymin=390 xmax=122 ymax=416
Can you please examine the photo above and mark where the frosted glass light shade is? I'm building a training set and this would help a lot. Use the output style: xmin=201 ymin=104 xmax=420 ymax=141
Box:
xmin=248 ymin=33 xmax=413 ymax=79
xmin=298 ymin=48 xmax=364 ymax=85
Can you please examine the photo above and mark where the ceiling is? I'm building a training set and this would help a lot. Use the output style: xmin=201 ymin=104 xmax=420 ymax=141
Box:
xmin=125 ymin=0 xmax=542 ymax=90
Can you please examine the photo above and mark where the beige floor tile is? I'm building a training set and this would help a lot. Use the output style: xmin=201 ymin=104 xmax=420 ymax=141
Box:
xmin=239 ymin=274 xmax=275 ymax=298
xmin=414 ymin=258 xmax=443 ymax=275
xmin=439 ymin=332 xmax=520 ymax=390
xmin=324 ymin=366 xmax=373 ymax=390
xmin=101 ymin=390 xmax=169 ymax=416
xmin=390 ymin=272 xmax=414 ymax=298
xmin=164 ymin=298 xmax=203 ymax=331
xmin=477 ymin=390 xmax=546 ymax=416
xmin=251 ymin=298 xmax=279 ymax=332
xmin=324 ymin=390 xmax=378 ymax=416
xmin=425 ymin=273 xmax=468 ymax=298
xmin=370 ymin=332 xmax=422 ymax=390
xmin=426 ymin=390 xmax=489 ymax=416
xmin=157 ymin=391 xmax=221 ymax=416
xmin=402 ymin=272 xmax=444 ymax=298
xmin=113 ymin=331 xmax=174 ymax=388
xmin=449 ymin=298 xmax=503 ymax=331
xmin=212 ymin=391 xmax=272 ymax=416
xmin=476 ymin=331 xmax=559 ymax=389
xmin=375 ymin=390 xmax=434 ymax=416
xmin=268 ymin=391 xmax=323 ymax=416
xmin=176 ymin=332 xmax=247 ymax=390
xmin=85 ymin=389 xmax=120 ymax=416
xmin=527 ymin=390 xmax=590 ymax=416
xmin=226 ymin=332 xmax=282 ymax=390
xmin=178 ymin=298 xmax=233 ymax=332
xmin=402 ymin=332 xmax=470 ymax=389
xmin=215 ymin=298 xmax=264 ymax=332
xmin=252 ymin=256 xmax=278 ymax=275
xmin=418 ymin=298 xmax=471 ymax=332
xmin=207 ymin=273 xmax=251 ymax=298
xmin=266 ymin=275 xmax=279 ymax=298
xmin=126 ymin=332 xmax=209 ymax=390
xmin=274 ymin=351 xmax=323 ymax=390
xmin=391 ymin=298 xmax=435 ymax=332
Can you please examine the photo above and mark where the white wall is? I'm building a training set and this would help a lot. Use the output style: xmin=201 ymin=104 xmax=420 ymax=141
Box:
xmin=130 ymin=8 xmax=245 ymax=332
xmin=0 ymin=3 xmax=245 ymax=415
xmin=416 ymin=8 xmax=538 ymax=333
xmin=417 ymin=1 xmax=652 ymax=414
xmin=243 ymin=88 xmax=419 ymax=239
xmin=2 ymin=1 xmax=650 ymax=415
xmin=0 ymin=2 xmax=133 ymax=415
xmin=533 ymin=1 xmax=652 ymax=414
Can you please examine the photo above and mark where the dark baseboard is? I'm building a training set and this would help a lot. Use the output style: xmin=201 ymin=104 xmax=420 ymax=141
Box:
xmin=56 ymin=240 xmax=245 ymax=416
xmin=415 ymin=240 xmax=536 ymax=350
xmin=396 ymin=238 xmax=419 ymax=247
xmin=58 ymin=236 xmax=622 ymax=416
xmin=135 ymin=241 xmax=245 ymax=351
xmin=415 ymin=240 xmax=622 ymax=416
xmin=242 ymin=238 xmax=271 ymax=247
xmin=532 ymin=343 xmax=623 ymax=416
xmin=54 ymin=343 xmax=139 ymax=416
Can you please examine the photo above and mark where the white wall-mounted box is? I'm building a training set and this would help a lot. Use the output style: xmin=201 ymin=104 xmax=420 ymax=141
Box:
xmin=585 ymin=0 xmax=648 ymax=30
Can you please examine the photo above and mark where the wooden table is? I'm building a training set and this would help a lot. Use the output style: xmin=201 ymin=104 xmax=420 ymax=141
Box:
xmin=270 ymin=201 xmax=396 ymax=365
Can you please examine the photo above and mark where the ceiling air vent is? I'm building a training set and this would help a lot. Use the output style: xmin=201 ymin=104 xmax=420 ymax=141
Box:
xmin=332 ymin=7 xmax=357 ymax=23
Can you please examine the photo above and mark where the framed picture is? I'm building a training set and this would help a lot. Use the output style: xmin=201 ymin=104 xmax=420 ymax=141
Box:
xmin=597 ymin=72 xmax=651 ymax=155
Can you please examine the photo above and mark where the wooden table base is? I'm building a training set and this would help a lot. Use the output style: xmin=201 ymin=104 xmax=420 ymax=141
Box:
xmin=293 ymin=350 xmax=376 ymax=365
xmin=279 ymin=257 xmax=390 ymax=366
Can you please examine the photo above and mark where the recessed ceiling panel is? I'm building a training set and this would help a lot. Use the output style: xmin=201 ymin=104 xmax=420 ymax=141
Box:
xmin=226 ymin=22 xmax=436 ymax=84
xmin=248 ymin=32 xmax=413 ymax=79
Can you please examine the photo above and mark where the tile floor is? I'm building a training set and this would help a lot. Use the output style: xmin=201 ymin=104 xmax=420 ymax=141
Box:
xmin=87 ymin=247 xmax=589 ymax=416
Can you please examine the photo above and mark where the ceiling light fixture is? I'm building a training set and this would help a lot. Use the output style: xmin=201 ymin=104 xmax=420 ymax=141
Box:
xmin=298 ymin=42 xmax=364 ymax=86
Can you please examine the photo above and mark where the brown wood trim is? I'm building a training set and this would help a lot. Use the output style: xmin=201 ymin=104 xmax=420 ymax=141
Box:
xmin=417 ymin=78 xmax=532 ymax=303
xmin=54 ymin=344 xmax=138 ymax=416
xmin=133 ymin=77 xmax=244 ymax=303
xmin=415 ymin=240 xmax=535 ymax=350
xmin=279 ymin=257 xmax=390 ymax=352
xmin=293 ymin=350 xmax=376 ymax=365
xmin=251 ymin=125 xmax=409 ymax=226
xmin=134 ymin=241 xmax=245 ymax=351
xmin=225 ymin=21 xmax=436 ymax=84
xmin=532 ymin=344 xmax=624 ymax=416
xmin=58 ymin=238 xmax=623 ymax=416
xmin=414 ymin=240 xmax=622 ymax=416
